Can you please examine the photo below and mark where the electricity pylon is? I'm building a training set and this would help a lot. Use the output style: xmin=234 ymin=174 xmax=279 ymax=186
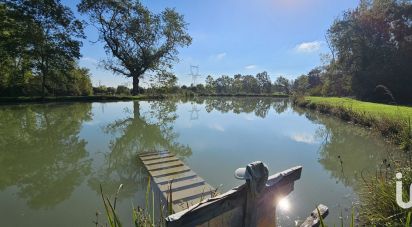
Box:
xmin=189 ymin=65 xmax=201 ymax=87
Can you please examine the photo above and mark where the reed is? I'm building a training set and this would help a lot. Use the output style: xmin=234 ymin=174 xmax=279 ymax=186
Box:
xmin=97 ymin=179 xmax=157 ymax=227
xmin=96 ymin=179 xmax=217 ymax=227
xmin=357 ymin=156 xmax=412 ymax=226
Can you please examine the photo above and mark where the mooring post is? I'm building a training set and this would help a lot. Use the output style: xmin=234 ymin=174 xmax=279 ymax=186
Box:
xmin=244 ymin=180 xmax=258 ymax=226
xmin=300 ymin=204 xmax=329 ymax=227
xmin=165 ymin=165 xmax=302 ymax=227
xmin=241 ymin=161 xmax=277 ymax=227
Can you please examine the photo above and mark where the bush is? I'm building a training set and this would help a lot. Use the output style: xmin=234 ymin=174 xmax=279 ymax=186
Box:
xmin=116 ymin=85 xmax=131 ymax=95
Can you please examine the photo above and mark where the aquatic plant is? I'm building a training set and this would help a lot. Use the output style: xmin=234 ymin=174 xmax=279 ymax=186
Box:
xmin=97 ymin=179 xmax=159 ymax=227
xmin=96 ymin=179 xmax=218 ymax=227
xmin=359 ymin=164 xmax=412 ymax=226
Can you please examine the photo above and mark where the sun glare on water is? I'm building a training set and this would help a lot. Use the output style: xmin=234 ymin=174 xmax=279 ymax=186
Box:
xmin=277 ymin=197 xmax=291 ymax=212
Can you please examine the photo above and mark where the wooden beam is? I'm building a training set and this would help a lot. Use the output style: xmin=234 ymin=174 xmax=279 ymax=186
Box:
xmin=145 ymin=161 xmax=184 ymax=171
xmin=139 ymin=150 xmax=169 ymax=157
xmin=165 ymin=166 xmax=302 ymax=227
xmin=140 ymin=154 xmax=175 ymax=161
xmin=300 ymin=204 xmax=329 ymax=227
xmin=150 ymin=166 xmax=191 ymax=178
xmin=142 ymin=156 xmax=180 ymax=165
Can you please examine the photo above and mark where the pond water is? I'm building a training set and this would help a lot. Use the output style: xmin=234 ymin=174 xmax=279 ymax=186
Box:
xmin=0 ymin=98 xmax=400 ymax=226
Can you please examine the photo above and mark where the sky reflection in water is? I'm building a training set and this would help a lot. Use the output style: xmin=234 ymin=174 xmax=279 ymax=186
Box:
xmin=0 ymin=98 xmax=399 ymax=226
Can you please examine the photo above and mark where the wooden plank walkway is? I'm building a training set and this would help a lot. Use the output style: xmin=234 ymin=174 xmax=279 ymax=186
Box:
xmin=139 ymin=151 xmax=216 ymax=212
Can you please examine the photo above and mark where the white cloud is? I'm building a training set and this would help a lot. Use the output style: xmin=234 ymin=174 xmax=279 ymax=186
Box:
xmin=294 ymin=41 xmax=322 ymax=53
xmin=80 ymin=57 xmax=98 ymax=64
xmin=215 ymin=52 xmax=227 ymax=60
xmin=290 ymin=133 xmax=317 ymax=144
xmin=209 ymin=123 xmax=225 ymax=132
xmin=245 ymin=64 xmax=256 ymax=70
xmin=244 ymin=115 xmax=256 ymax=121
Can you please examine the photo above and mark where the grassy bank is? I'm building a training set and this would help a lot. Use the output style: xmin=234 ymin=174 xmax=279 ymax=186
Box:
xmin=294 ymin=96 xmax=412 ymax=225
xmin=301 ymin=97 xmax=412 ymax=119
xmin=294 ymin=96 xmax=412 ymax=150
xmin=0 ymin=95 xmax=166 ymax=105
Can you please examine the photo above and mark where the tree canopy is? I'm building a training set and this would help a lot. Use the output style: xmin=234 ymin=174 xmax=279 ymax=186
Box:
xmin=201 ymin=72 xmax=291 ymax=95
xmin=295 ymin=0 xmax=412 ymax=103
xmin=78 ymin=0 xmax=192 ymax=95
xmin=0 ymin=0 xmax=91 ymax=97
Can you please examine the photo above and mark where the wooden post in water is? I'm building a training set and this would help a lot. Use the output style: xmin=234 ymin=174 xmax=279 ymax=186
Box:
xmin=300 ymin=204 xmax=329 ymax=227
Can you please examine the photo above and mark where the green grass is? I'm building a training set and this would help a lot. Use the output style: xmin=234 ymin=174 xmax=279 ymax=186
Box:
xmin=295 ymin=96 xmax=412 ymax=225
xmin=359 ymin=166 xmax=412 ymax=226
xmin=295 ymin=96 xmax=412 ymax=150
xmin=305 ymin=96 xmax=412 ymax=120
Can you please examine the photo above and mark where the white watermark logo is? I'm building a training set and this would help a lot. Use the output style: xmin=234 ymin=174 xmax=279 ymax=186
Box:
xmin=396 ymin=172 xmax=412 ymax=209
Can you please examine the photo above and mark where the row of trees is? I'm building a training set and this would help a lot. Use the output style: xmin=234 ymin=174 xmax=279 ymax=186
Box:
xmin=0 ymin=0 xmax=93 ymax=96
xmin=295 ymin=0 xmax=412 ymax=103
xmin=195 ymin=72 xmax=291 ymax=95
xmin=0 ymin=0 xmax=191 ymax=97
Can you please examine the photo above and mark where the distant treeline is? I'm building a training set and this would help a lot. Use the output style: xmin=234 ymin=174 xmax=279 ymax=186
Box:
xmin=294 ymin=0 xmax=412 ymax=103
xmin=185 ymin=73 xmax=290 ymax=95
xmin=92 ymin=72 xmax=292 ymax=96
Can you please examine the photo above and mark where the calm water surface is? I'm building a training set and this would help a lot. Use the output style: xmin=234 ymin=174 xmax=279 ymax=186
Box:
xmin=0 ymin=98 xmax=399 ymax=226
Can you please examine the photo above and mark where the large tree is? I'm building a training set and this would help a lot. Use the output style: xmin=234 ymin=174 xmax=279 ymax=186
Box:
xmin=274 ymin=76 xmax=291 ymax=94
xmin=2 ymin=0 xmax=84 ymax=97
xmin=256 ymin=71 xmax=272 ymax=93
xmin=327 ymin=0 xmax=412 ymax=102
xmin=78 ymin=0 xmax=192 ymax=95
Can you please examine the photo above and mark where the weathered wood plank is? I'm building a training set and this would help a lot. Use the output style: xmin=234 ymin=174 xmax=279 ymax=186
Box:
xmin=167 ymin=184 xmax=214 ymax=202
xmin=145 ymin=160 xmax=184 ymax=171
xmin=172 ymin=195 xmax=213 ymax=212
xmin=139 ymin=150 xmax=169 ymax=157
xmin=143 ymin=156 xmax=180 ymax=165
xmin=140 ymin=153 xmax=174 ymax=161
xmin=165 ymin=185 xmax=247 ymax=227
xmin=300 ymin=204 xmax=329 ymax=227
xmin=150 ymin=165 xmax=191 ymax=177
xmin=154 ymin=171 xmax=198 ymax=185
xmin=158 ymin=177 xmax=205 ymax=192
xmin=138 ymin=151 xmax=216 ymax=215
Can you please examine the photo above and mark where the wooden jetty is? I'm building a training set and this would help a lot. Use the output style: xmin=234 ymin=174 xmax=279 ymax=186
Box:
xmin=139 ymin=151 xmax=328 ymax=227
xmin=138 ymin=151 xmax=216 ymax=212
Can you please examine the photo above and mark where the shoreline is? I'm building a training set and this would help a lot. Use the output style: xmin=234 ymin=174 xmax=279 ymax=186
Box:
xmin=0 ymin=93 xmax=289 ymax=105
xmin=0 ymin=95 xmax=165 ymax=105
xmin=196 ymin=93 xmax=289 ymax=98
xmin=293 ymin=96 xmax=412 ymax=151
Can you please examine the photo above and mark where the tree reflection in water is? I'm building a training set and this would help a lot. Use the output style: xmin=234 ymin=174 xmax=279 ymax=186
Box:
xmin=89 ymin=100 xmax=192 ymax=198
xmin=88 ymin=98 xmax=289 ymax=199
xmin=294 ymin=107 xmax=399 ymax=190
xmin=0 ymin=103 xmax=92 ymax=208
xmin=201 ymin=97 xmax=288 ymax=118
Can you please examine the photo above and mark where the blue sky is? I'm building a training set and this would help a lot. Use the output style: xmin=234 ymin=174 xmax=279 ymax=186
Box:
xmin=63 ymin=0 xmax=359 ymax=87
